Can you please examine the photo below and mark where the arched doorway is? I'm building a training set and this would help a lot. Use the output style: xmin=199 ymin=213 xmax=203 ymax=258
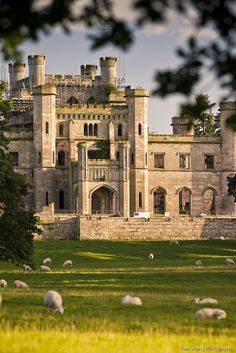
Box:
xmin=179 ymin=187 xmax=191 ymax=215
xmin=154 ymin=187 xmax=166 ymax=214
xmin=91 ymin=186 xmax=115 ymax=214
xmin=203 ymin=188 xmax=216 ymax=214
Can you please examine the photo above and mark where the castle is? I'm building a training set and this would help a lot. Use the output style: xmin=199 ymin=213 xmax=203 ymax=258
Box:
xmin=7 ymin=55 xmax=236 ymax=218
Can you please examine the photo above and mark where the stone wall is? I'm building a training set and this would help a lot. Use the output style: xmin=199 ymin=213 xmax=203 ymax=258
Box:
xmin=38 ymin=214 xmax=80 ymax=240
xmin=38 ymin=214 xmax=236 ymax=240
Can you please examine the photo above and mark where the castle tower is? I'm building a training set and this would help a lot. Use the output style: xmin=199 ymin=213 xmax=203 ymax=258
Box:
xmin=126 ymin=86 xmax=149 ymax=216
xmin=118 ymin=141 xmax=130 ymax=217
xmin=171 ymin=116 xmax=195 ymax=135
xmin=100 ymin=57 xmax=117 ymax=85
xmin=8 ymin=63 xmax=26 ymax=88
xmin=32 ymin=85 xmax=56 ymax=211
xmin=81 ymin=65 xmax=98 ymax=79
xmin=28 ymin=55 xmax=45 ymax=89
xmin=220 ymin=102 xmax=236 ymax=214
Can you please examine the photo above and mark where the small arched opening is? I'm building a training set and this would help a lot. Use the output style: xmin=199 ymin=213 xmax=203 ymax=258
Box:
xmin=58 ymin=150 xmax=65 ymax=166
xmin=179 ymin=187 xmax=191 ymax=215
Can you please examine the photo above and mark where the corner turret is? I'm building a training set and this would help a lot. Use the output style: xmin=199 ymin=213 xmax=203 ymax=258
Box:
xmin=100 ymin=57 xmax=117 ymax=85
xmin=28 ymin=55 xmax=45 ymax=89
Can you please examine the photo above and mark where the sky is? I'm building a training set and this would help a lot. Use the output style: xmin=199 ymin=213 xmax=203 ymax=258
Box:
xmin=2 ymin=2 xmax=223 ymax=134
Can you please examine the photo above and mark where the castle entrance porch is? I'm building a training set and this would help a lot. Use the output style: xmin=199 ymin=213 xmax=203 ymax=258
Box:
xmin=91 ymin=186 xmax=115 ymax=214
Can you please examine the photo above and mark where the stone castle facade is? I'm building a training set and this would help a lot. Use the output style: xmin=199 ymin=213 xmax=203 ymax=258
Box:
xmin=6 ymin=55 xmax=236 ymax=218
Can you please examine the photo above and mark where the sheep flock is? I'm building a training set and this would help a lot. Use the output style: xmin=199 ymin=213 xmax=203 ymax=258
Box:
xmin=0 ymin=245 xmax=233 ymax=321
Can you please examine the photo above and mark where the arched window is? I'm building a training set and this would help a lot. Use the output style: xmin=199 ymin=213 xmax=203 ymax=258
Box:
xmin=139 ymin=192 xmax=142 ymax=208
xmin=179 ymin=187 xmax=191 ymax=215
xmin=203 ymin=188 xmax=216 ymax=215
xmin=89 ymin=123 xmax=93 ymax=136
xmin=84 ymin=123 xmax=88 ymax=136
xmin=118 ymin=124 xmax=123 ymax=137
xmin=45 ymin=191 xmax=49 ymax=206
xmin=45 ymin=122 xmax=49 ymax=134
xmin=67 ymin=96 xmax=78 ymax=104
xmin=94 ymin=123 xmax=98 ymax=136
xmin=58 ymin=150 xmax=65 ymax=166
xmin=138 ymin=123 xmax=142 ymax=135
xmin=116 ymin=151 xmax=120 ymax=160
xmin=59 ymin=123 xmax=64 ymax=136
xmin=154 ymin=187 xmax=166 ymax=214
xmin=59 ymin=190 xmax=64 ymax=209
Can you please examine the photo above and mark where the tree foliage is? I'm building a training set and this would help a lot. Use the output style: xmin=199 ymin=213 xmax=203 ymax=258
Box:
xmin=227 ymin=174 xmax=236 ymax=203
xmin=180 ymin=94 xmax=219 ymax=136
xmin=0 ymin=81 xmax=39 ymax=265
xmin=1 ymin=0 xmax=236 ymax=101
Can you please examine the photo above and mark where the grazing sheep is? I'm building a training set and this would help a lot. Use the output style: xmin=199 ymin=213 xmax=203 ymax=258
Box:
xmin=14 ymin=280 xmax=29 ymax=289
xmin=0 ymin=279 xmax=7 ymax=288
xmin=170 ymin=240 xmax=179 ymax=245
xmin=63 ymin=260 xmax=72 ymax=268
xmin=194 ymin=308 xmax=226 ymax=320
xmin=40 ymin=265 xmax=51 ymax=272
xmin=220 ymin=236 xmax=225 ymax=240
xmin=148 ymin=253 xmax=154 ymax=260
xmin=226 ymin=258 xmax=235 ymax=265
xmin=193 ymin=297 xmax=218 ymax=305
xmin=121 ymin=295 xmax=142 ymax=306
xmin=44 ymin=290 xmax=64 ymax=314
xmin=195 ymin=260 xmax=203 ymax=266
xmin=23 ymin=264 xmax=33 ymax=271
xmin=43 ymin=258 xmax=51 ymax=266
xmin=0 ymin=293 xmax=2 ymax=306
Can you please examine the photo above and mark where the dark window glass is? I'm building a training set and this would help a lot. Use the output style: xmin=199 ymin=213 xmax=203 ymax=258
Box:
xmin=9 ymin=152 xmax=19 ymax=166
xmin=154 ymin=154 xmax=164 ymax=168
xmin=58 ymin=151 xmax=65 ymax=166
xmin=204 ymin=155 xmax=214 ymax=169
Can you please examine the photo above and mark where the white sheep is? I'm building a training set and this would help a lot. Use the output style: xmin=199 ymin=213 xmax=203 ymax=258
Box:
xmin=40 ymin=265 xmax=51 ymax=272
xmin=121 ymin=295 xmax=142 ymax=306
xmin=194 ymin=308 xmax=227 ymax=319
xmin=170 ymin=240 xmax=179 ymax=245
xmin=226 ymin=258 xmax=235 ymax=265
xmin=43 ymin=258 xmax=51 ymax=266
xmin=23 ymin=264 xmax=33 ymax=271
xmin=0 ymin=293 xmax=2 ymax=306
xmin=63 ymin=260 xmax=72 ymax=268
xmin=220 ymin=236 xmax=225 ymax=240
xmin=148 ymin=253 xmax=154 ymax=260
xmin=14 ymin=280 xmax=29 ymax=289
xmin=193 ymin=297 xmax=218 ymax=305
xmin=195 ymin=260 xmax=203 ymax=266
xmin=0 ymin=279 xmax=7 ymax=288
xmin=44 ymin=290 xmax=64 ymax=314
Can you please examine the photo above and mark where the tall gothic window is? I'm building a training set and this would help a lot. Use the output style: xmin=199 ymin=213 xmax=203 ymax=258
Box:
xmin=118 ymin=124 xmax=123 ymax=137
xmin=84 ymin=123 xmax=88 ymax=136
xmin=94 ymin=123 xmax=98 ymax=136
xmin=179 ymin=187 xmax=191 ymax=214
xmin=89 ymin=123 xmax=93 ymax=136
xmin=59 ymin=123 xmax=64 ymax=136
xmin=154 ymin=187 xmax=166 ymax=214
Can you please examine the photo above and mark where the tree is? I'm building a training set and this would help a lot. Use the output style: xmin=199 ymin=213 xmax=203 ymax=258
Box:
xmin=0 ymin=81 xmax=40 ymax=265
xmin=0 ymin=0 xmax=236 ymax=103
xmin=227 ymin=174 xmax=236 ymax=203
xmin=180 ymin=94 xmax=218 ymax=136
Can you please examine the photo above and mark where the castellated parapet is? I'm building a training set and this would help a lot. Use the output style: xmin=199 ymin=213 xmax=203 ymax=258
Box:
xmin=125 ymin=86 xmax=149 ymax=97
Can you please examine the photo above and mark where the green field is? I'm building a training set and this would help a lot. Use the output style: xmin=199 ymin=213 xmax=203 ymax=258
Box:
xmin=0 ymin=239 xmax=236 ymax=353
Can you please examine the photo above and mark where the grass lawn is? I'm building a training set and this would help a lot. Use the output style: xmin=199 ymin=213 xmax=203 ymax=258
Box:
xmin=0 ymin=239 xmax=236 ymax=352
